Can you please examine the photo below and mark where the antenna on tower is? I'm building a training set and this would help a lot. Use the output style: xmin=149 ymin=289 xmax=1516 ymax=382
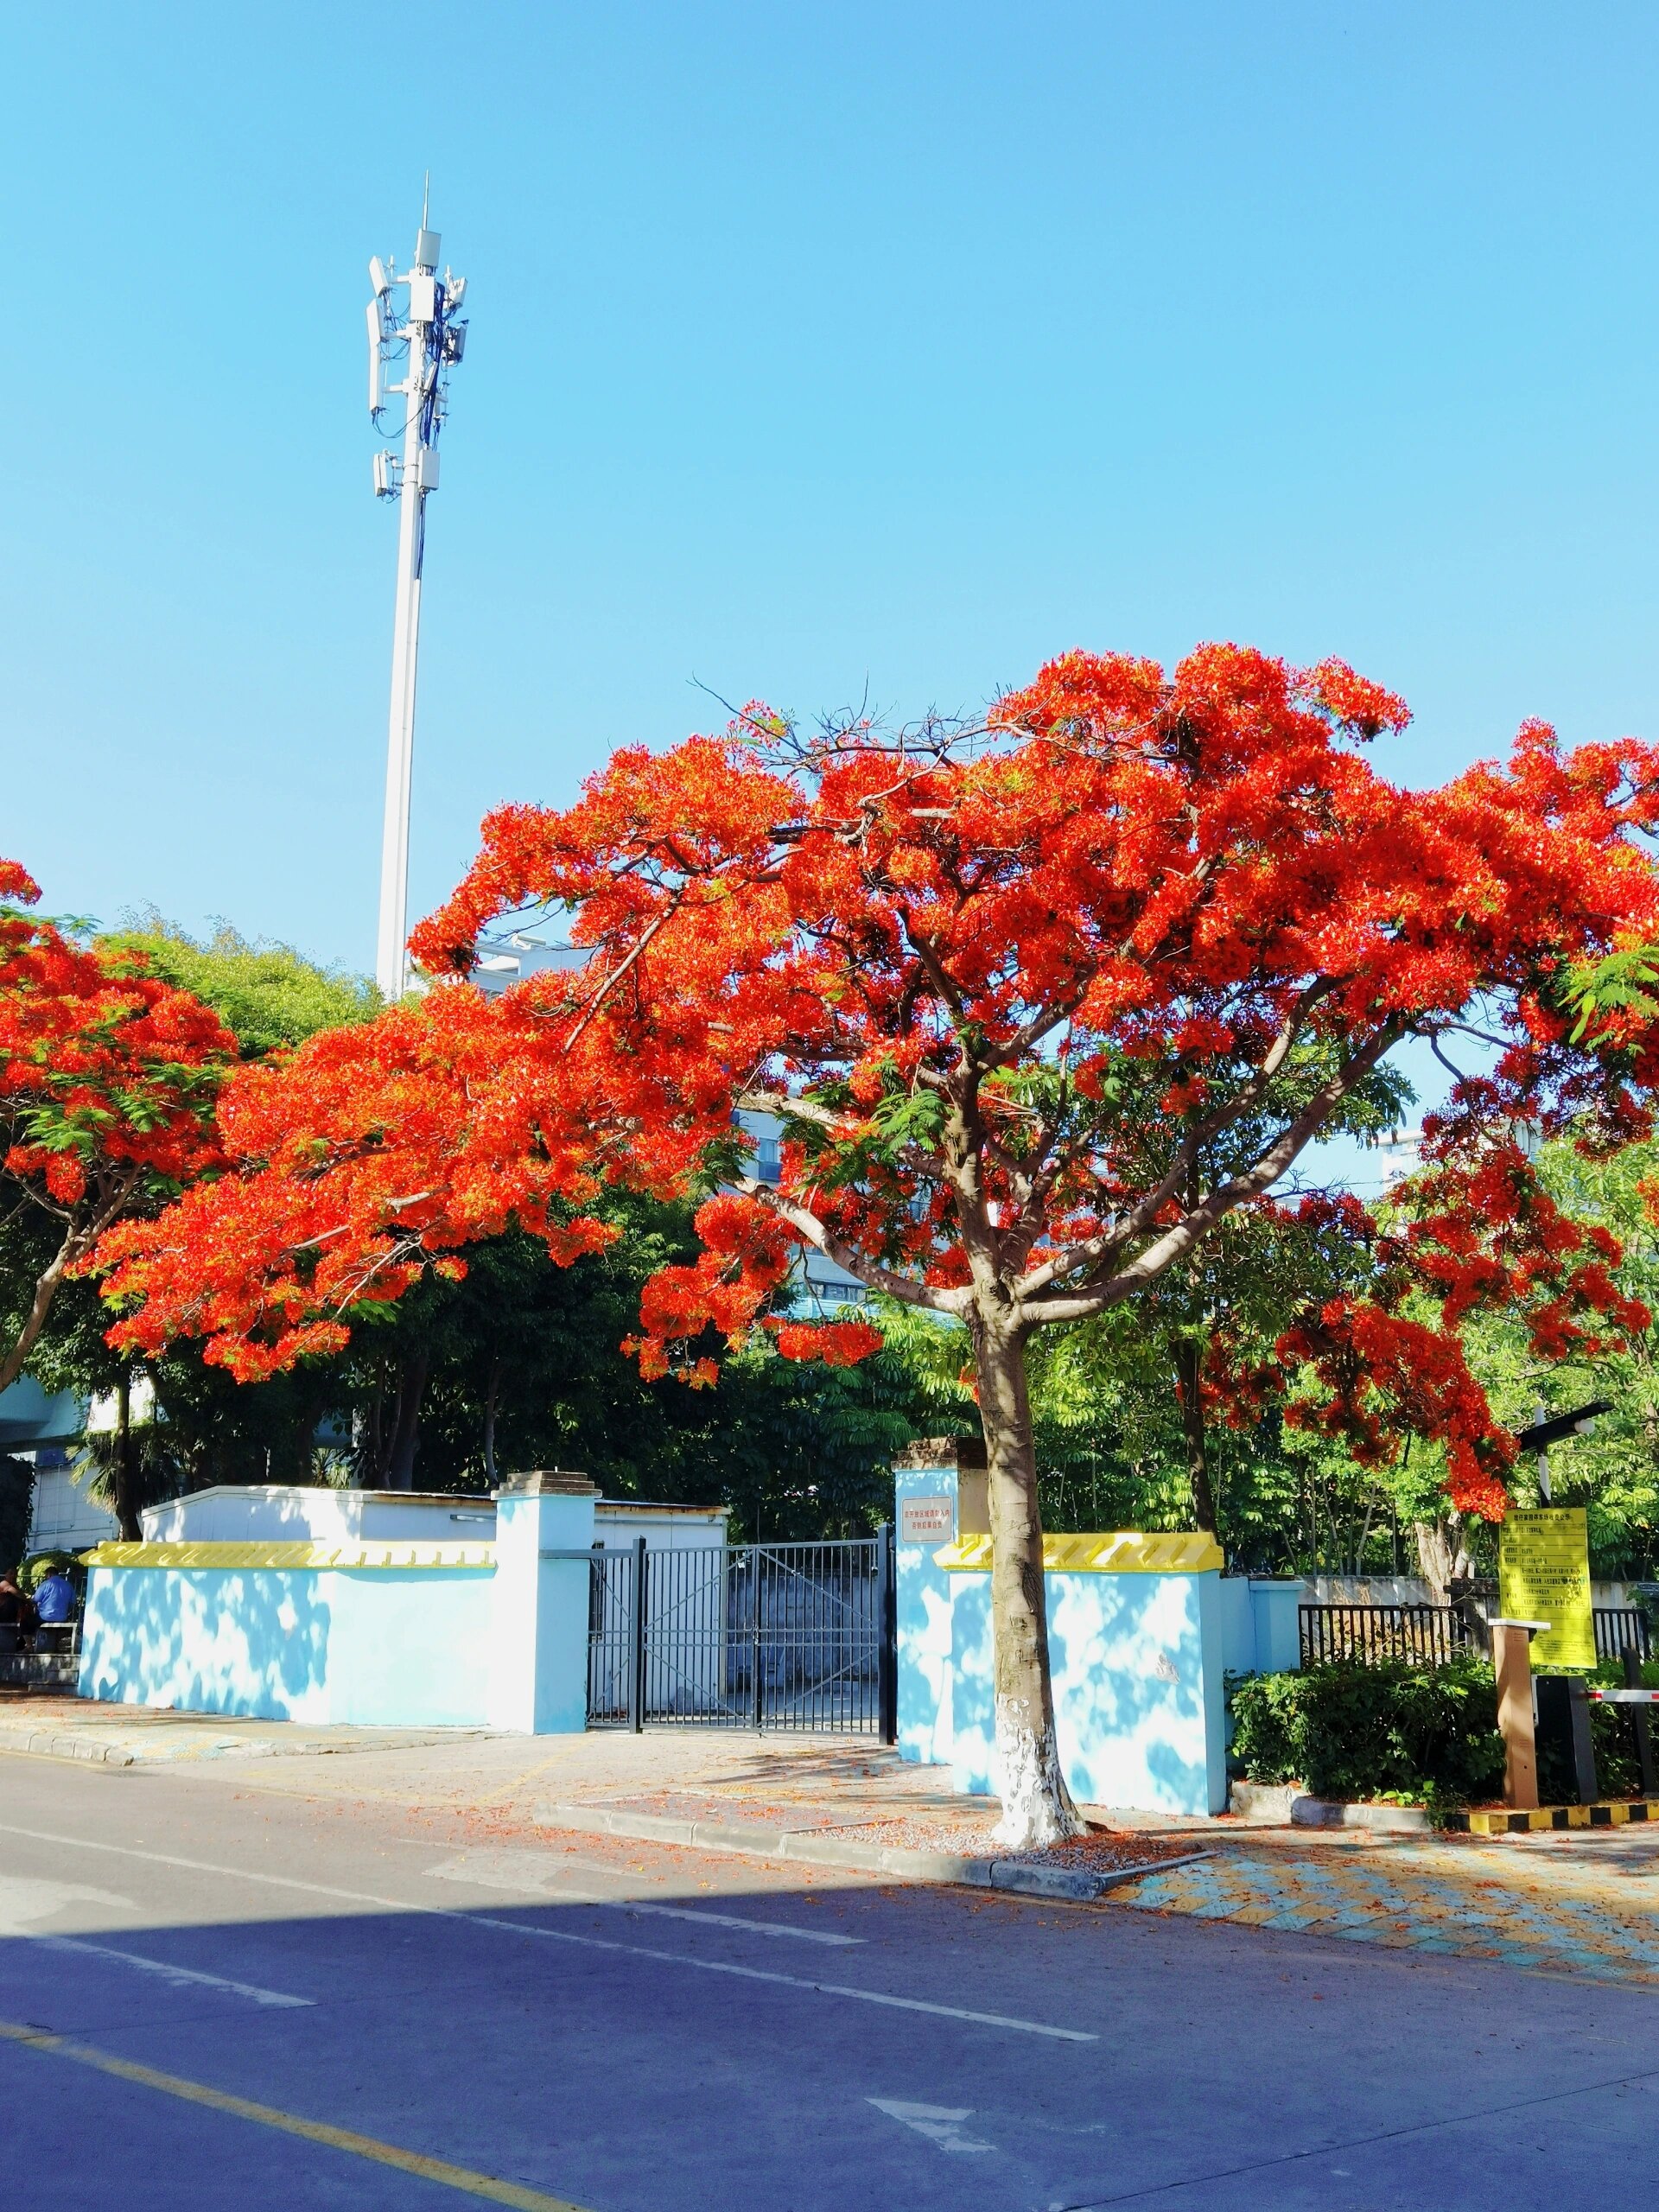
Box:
xmin=365 ymin=191 xmax=469 ymax=1001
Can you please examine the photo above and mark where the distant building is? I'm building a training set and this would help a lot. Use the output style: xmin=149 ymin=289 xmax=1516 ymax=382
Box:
xmin=468 ymin=930 xmax=587 ymax=994
xmin=0 ymin=1375 xmax=115 ymax=1555
xmin=27 ymin=1456 xmax=118 ymax=1554
xmin=1374 ymin=1127 xmax=1424 ymax=1191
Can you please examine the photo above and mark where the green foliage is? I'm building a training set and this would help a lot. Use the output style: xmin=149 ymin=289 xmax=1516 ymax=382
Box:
xmin=18 ymin=1549 xmax=78 ymax=1595
xmin=101 ymin=915 xmax=378 ymax=1058
xmin=1227 ymin=1659 xmax=1506 ymax=1809
xmin=1424 ymin=1132 xmax=1659 ymax=1577
xmin=1565 ymin=946 xmax=1659 ymax=1046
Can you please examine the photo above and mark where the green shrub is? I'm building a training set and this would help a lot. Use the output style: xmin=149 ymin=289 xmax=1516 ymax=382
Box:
xmin=1228 ymin=1658 xmax=1506 ymax=1810
xmin=18 ymin=1550 xmax=80 ymax=1596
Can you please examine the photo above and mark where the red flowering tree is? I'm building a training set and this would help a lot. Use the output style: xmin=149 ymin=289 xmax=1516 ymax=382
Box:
xmin=100 ymin=647 xmax=1659 ymax=1844
xmin=0 ymin=861 xmax=234 ymax=1396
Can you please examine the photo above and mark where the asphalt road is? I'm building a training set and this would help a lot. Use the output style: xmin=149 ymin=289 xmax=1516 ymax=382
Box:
xmin=0 ymin=1751 xmax=1654 ymax=2210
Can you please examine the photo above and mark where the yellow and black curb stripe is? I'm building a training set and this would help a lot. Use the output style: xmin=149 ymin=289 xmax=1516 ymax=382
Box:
xmin=1446 ymin=1800 xmax=1659 ymax=1835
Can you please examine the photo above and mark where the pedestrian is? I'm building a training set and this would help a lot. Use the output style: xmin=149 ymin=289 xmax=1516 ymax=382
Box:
xmin=0 ymin=1571 xmax=38 ymax=1655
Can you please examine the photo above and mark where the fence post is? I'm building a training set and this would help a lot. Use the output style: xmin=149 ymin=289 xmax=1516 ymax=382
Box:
xmin=1567 ymin=1675 xmax=1599 ymax=1804
xmin=877 ymin=1521 xmax=897 ymax=1745
xmin=629 ymin=1536 xmax=647 ymax=1734
xmin=1625 ymin=1647 xmax=1656 ymax=1796
xmin=751 ymin=1553 xmax=765 ymax=1730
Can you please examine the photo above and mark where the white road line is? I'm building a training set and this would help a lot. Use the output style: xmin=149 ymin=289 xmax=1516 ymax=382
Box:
xmin=9 ymin=1932 xmax=312 ymax=2009
xmin=559 ymin=1892 xmax=863 ymax=1949
xmin=423 ymin=1854 xmax=862 ymax=1946
xmin=461 ymin=1912 xmax=1096 ymax=2040
xmin=0 ymin=1821 xmax=1096 ymax=2045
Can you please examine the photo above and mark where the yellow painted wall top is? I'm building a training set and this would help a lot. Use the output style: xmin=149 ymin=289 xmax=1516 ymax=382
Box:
xmin=932 ymin=1531 xmax=1224 ymax=1574
xmin=80 ymin=1540 xmax=496 ymax=1573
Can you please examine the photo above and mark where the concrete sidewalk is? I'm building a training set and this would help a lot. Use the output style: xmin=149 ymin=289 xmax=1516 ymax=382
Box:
xmin=0 ymin=1694 xmax=493 ymax=1767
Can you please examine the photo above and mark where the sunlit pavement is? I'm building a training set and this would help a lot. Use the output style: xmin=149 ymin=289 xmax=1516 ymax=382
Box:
xmin=1 ymin=1748 xmax=1656 ymax=2209
xmin=1114 ymin=1825 xmax=1659 ymax=1986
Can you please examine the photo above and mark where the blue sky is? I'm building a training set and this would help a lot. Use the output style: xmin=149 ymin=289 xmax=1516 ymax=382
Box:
xmin=7 ymin=3 xmax=1658 ymax=999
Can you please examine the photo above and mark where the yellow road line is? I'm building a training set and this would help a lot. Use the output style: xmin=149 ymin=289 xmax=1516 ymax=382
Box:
xmin=0 ymin=2018 xmax=593 ymax=2210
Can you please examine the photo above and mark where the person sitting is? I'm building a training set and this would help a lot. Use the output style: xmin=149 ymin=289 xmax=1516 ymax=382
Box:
xmin=32 ymin=1565 xmax=75 ymax=1651
xmin=33 ymin=1565 xmax=74 ymax=1624
xmin=0 ymin=1573 xmax=38 ymax=1656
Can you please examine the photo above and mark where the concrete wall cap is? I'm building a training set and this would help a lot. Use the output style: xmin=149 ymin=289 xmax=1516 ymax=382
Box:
xmin=893 ymin=1436 xmax=987 ymax=1471
xmin=933 ymin=1529 xmax=1224 ymax=1574
xmin=494 ymin=1470 xmax=600 ymax=1497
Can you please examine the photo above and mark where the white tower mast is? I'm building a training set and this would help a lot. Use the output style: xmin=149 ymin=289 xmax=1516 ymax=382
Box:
xmin=367 ymin=190 xmax=468 ymax=1000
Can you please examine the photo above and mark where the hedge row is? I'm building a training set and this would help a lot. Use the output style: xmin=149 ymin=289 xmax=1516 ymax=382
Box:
xmin=1229 ymin=1655 xmax=1659 ymax=1811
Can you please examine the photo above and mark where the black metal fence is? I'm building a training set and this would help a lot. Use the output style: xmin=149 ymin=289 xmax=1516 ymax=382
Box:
xmin=1595 ymin=1607 xmax=1653 ymax=1662
xmin=583 ymin=1531 xmax=896 ymax=1738
xmin=1300 ymin=1601 xmax=1653 ymax=1669
xmin=1299 ymin=1603 xmax=1472 ymax=1668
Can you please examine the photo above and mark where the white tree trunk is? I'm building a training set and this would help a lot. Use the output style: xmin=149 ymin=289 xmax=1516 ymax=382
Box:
xmin=976 ymin=1311 xmax=1084 ymax=1848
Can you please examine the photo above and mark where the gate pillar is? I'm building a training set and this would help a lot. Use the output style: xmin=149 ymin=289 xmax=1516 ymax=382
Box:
xmin=893 ymin=1437 xmax=986 ymax=1765
xmin=490 ymin=1469 xmax=599 ymax=1733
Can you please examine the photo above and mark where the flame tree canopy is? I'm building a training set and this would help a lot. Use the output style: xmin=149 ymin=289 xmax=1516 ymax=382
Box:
xmin=0 ymin=861 xmax=234 ymax=1396
xmin=99 ymin=645 xmax=1659 ymax=1843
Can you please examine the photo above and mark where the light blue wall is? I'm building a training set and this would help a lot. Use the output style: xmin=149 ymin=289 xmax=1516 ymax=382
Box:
xmin=1217 ymin=1576 xmax=1254 ymax=1676
xmin=488 ymin=1487 xmax=596 ymax=1734
xmin=1217 ymin=1576 xmax=1306 ymax=1678
xmin=1250 ymin=1579 xmax=1306 ymax=1675
xmin=894 ymin=1459 xmax=960 ymax=1765
xmin=326 ymin=1570 xmax=494 ymax=1726
xmin=939 ymin=1566 xmax=1227 ymax=1817
xmin=79 ymin=1565 xmax=494 ymax=1726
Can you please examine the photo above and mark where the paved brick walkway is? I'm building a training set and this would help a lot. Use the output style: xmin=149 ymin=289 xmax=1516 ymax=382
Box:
xmin=1113 ymin=1827 xmax=1659 ymax=1986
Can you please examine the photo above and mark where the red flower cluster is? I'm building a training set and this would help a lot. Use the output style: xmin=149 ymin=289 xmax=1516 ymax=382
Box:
xmin=0 ymin=861 xmax=234 ymax=1389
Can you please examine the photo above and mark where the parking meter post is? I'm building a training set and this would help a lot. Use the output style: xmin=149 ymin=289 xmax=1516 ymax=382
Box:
xmin=1492 ymin=1620 xmax=1541 ymax=1811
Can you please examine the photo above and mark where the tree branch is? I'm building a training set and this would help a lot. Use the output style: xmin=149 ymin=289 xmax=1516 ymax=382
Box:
xmin=732 ymin=1177 xmax=969 ymax=1315
xmin=1022 ymin=1021 xmax=1406 ymax=1325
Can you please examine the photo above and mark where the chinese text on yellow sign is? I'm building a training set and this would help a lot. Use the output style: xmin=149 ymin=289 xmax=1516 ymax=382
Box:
xmin=1498 ymin=1508 xmax=1594 ymax=1669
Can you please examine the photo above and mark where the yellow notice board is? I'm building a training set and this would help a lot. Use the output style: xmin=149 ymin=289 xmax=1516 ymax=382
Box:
xmin=1498 ymin=1508 xmax=1595 ymax=1669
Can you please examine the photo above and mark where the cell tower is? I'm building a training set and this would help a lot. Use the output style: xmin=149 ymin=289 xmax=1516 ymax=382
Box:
xmin=366 ymin=191 xmax=468 ymax=1000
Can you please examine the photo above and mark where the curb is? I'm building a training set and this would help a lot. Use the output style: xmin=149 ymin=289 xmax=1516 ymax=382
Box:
xmin=1290 ymin=1797 xmax=1431 ymax=1834
xmin=0 ymin=1721 xmax=496 ymax=1770
xmin=0 ymin=1727 xmax=135 ymax=1768
xmin=535 ymin=1800 xmax=1211 ymax=1903
xmin=1447 ymin=1799 xmax=1659 ymax=1835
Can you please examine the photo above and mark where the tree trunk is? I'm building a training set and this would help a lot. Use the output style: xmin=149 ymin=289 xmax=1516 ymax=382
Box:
xmin=1173 ymin=1336 xmax=1217 ymax=1536
xmin=482 ymin=1356 xmax=502 ymax=1486
xmin=1414 ymin=1514 xmax=1473 ymax=1607
xmin=0 ymin=1221 xmax=82 ymax=1397
xmin=113 ymin=1370 xmax=141 ymax=1542
xmin=383 ymin=1351 xmax=430 ymax=1491
xmin=974 ymin=1311 xmax=1083 ymax=1848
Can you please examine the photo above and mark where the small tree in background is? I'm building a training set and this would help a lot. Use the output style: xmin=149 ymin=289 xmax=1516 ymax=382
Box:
xmin=100 ymin=646 xmax=1659 ymax=1844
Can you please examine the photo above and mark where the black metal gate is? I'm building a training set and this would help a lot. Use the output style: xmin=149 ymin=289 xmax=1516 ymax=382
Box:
xmin=584 ymin=1529 xmax=895 ymax=1738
